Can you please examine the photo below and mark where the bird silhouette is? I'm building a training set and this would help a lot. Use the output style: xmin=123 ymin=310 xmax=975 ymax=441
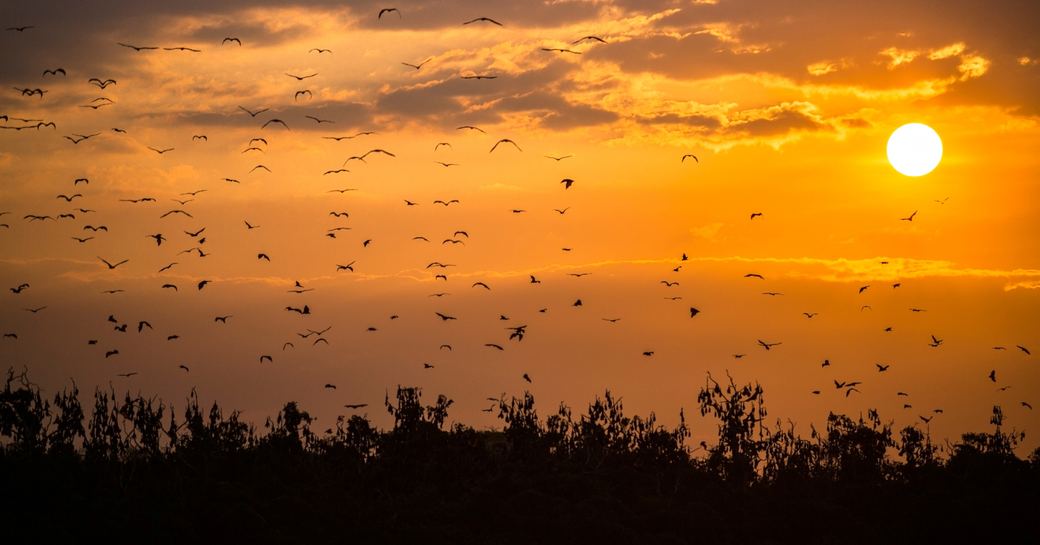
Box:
xmin=572 ymin=36 xmax=607 ymax=45
xmin=262 ymin=119 xmax=289 ymax=129
xmin=541 ymin=47 xmax=581 ymax=55
xmin=98 ymin=256 xmax=128 ymax=269
xmin=117 ymin=42 xmax=158 ymax=51
xmin=463 ymin=17 xmax=503 ymax=26
xmin=402 ymin=58 xmax=431 ymax=70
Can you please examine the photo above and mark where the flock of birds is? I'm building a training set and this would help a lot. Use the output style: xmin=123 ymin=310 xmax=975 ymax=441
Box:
xmin=1 ymin=13 xmax=1035 ymax=426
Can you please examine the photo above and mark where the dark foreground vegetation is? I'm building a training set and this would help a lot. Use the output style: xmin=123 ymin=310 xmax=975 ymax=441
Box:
xmin=1 ymin=369 xmax=1037 ymax=544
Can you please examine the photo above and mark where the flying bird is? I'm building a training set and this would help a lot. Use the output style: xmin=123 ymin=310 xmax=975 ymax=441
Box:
xmin=89 ymin=78 xmax=116 ymax=89
xmin=98 ymin=256 xmax=128 ymax=269
xmin=117 ymin=42 xmax=158 ymax=51
xmin=572 ymin=36 xmax=607 ymax=44
xmin=541 ymin=47 xmax=581 ymax=55
xmin=262 ymin=119 xmax=289 ymax=129
xmin=757 ymin=340 xmax=782 ymax=350
xmin=402 ymin=58 xmax=431 ymax=70
xmin=463 ymin=17 xmax=503 ymax=26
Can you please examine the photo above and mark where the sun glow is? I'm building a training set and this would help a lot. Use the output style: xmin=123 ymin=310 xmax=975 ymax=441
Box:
xmin=887 ymin=123 xmax=943 ymax=176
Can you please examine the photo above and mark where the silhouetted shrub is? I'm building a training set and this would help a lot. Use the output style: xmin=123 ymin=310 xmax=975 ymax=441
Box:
xmin=1 ymin=368 xmax=1037 ymax=544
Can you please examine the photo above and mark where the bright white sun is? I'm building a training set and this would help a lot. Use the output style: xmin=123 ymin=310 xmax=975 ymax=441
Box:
xmin=887 ymin=123 xmax=943 ymax=176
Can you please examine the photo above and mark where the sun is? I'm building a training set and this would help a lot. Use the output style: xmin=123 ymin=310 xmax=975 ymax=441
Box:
xmin=887 ymin=123 xmax=943 ymax=176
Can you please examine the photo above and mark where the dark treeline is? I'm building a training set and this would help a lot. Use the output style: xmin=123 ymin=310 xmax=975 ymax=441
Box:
xmin=1 ymin=368 xmax=1037 ymax=544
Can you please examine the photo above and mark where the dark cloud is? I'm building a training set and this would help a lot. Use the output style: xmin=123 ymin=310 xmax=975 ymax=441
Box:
xmin=185 ymin=19 xmax=314 ymax=47
xmin=344 ymin=0 xmax=602 ymax=30
xmin=375 ymin=61 xmax=592 ymax=128
xmin=494 ymin=91 xmax=618 ymax=129
xmin=147 ymin=101 xmax=374 ymax=131
xmin=726 ymin=104 xmax=830 ymax=137
xmin=599 ymin=0 xmax=1040 ymax=115
xmin=636 ymin=112 xmax=721 ymax=130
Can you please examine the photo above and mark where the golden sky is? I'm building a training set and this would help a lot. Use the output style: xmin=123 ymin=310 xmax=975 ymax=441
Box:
xmin=1 ymin=0 xmax=1038 ymax=450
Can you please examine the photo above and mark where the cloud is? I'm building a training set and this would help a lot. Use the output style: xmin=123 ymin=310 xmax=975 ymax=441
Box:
xmin=343 ymin=0 xmax=604 ymax=30
xmin=724 ymin=102 xmax=830 ymax=137
xmin=596 ymin=0 xmax=1040 ymax=115
xmin=375 ymin=61 xmax=586 ymax=128
xmin=153 ymin=101 xmax=374 ymax=131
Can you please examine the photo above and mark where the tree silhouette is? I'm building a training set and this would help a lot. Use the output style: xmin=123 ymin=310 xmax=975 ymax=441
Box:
xmin=0 ymin=368 xmax=1037 ymax=544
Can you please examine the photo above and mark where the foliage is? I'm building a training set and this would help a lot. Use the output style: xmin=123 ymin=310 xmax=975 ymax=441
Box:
xmin=0 ymin=369 xmax=1036 ymax=544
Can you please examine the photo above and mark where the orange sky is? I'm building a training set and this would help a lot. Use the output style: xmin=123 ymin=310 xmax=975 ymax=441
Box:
xmin=1 ymin=0 xmax=1038 ymax=451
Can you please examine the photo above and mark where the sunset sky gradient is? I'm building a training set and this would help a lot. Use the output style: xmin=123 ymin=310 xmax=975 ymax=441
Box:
xmin=1 ymin=0 xmax=1038 ymax=450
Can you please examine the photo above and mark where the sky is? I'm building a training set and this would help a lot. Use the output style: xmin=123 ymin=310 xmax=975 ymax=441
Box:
xmin=1 ymin=0 xmax=1038 ymax=451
